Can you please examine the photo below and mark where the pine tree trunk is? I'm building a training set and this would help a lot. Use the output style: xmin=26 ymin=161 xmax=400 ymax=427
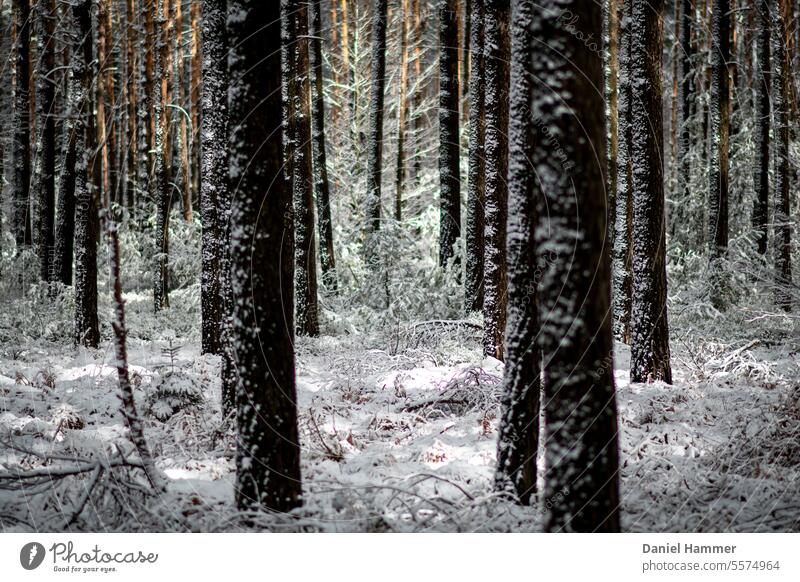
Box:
xmin=465 ymin=0 xmax=484 ymax=312
xmin=394 ymin=0 xmax=410 ymax=222
xmin=481 ymin=0 xmax=509 ymax=360
xmin=495 ymin=0 xmax=538 ymax=506
xmin=190 ymin=0 xmax=201 ymax=203
xmin=200 ymin=0 xmax=228 ymax=357
xmin=72 ymin=0 xmax=99 ymax=348
xmin=708 ymin=0 xmax=730 ymax=308
xmin=773 ymin=0 xmax=792 ymax=310
xmin=630 ymin=0 xmax=672 ymax=383
xmin=606 ymin=0 xmax=619 ymax=242
xmin=293 ymin=0 xmax=320 ymax=337
xmin=310 ymin=0 xmax=337 ymax=292
xmin=753 ymin=0 xmax=770 ymax=256
xmin=532 ymin=0 xmax=620 ymax=533
xmin=36 ymin=0 xmax=57 ymax=282
xmin=12 ymin=0 xmax=32 ymax=249
xmin=228 ymin=0 xmax=302 ymax=512
xmin=438 ymin=0 xmax=461 ymax=267
xmin=174 ymin=0 xmax=192 ymax=222
xmin=676 ymin=0 xmax=694 ymax=242
xmin=153 ymin=0 xmax=171 ymax=311
xmin=613 ymin=0 xmax=633 ymax=343
xmin=364 ymin=0 xmax=388 ymax=257
xmin=124 ymin=0 xmax=139 ymax=212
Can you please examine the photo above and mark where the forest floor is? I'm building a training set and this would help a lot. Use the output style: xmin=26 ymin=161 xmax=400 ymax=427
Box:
xmin=1 ymin=280 xmax=800 ymax=533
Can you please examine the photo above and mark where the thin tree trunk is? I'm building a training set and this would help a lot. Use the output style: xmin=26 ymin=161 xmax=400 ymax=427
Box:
xmin=753 ymin=0 xmax=770 ymax=256
xmin=36 ymin=0 xmax=57 ymax=281
xmin=293 ymin=0 xmax=320 ymax=337
xmin=395 ymin=0 xmax=410 ymax=221
xmin=364 ymin=0 xmax=388 ymax=259
xmin=465 ymin=0 xmax=484 ymax=312
xmin=481 ymin=0 xmax=509 ymax=360
xmin=73 ymin=0 xmax=99 ymax=348
xmin=310 ymin=0 xmax=337 ymax=292
xmin=174 ymin=0 xmax=191 ymax=222
xmin=773 ymin=0 xmax=792 ymax=310
xmin=12 ymin=0 xmax=32 ymax=249
xmin=153 ymin=0 xmax=170 ymax=311
xmin=438 ymin=0 xmax=461 ymax=267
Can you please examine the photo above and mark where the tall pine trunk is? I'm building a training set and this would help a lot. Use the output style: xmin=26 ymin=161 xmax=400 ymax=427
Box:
xmin=465 ymin=0 xmax=484 ymax=312
xmin=36 ymin=0 xmax=57 ymax=282
xmin=12 ymin=0 xmax=32 ymax=250
xmin=630 ymin=0 xmax=672 ymax=383
xmin=495 ymin=0 xmax=538 ymax=506
xmin=200 ymin=0 xmax=229 ymax=357
xmin=73 ymin=0 xmax=99 ymax=348
xmin=153 ymin=0 xmax=171 ymax=311
xmin=773 ymin=0 xmax=792 ymax=310
xmin=310 ymin=0 xmax=337 ymax=292
xmin=228 ymin=0 xmax=302 ymax=512
xmin=533 ymin=0 xmax=621 ymax=532
xmin=364 ymin=0 xmax=388 ymax=259
xmin=613 ymin=0 xmax=633 ymax=343
xmin=708 ymin=0 xmax=730 ymax=309
xmin=293 ymin=0 xmax=320 ymax=336
xmin=753 ymin=0 xmax=770 ymax=256
xmin=438 ymin=0 xmax=461 ymax=267
xmin=481 ymin=0 xmax=509 ymax=360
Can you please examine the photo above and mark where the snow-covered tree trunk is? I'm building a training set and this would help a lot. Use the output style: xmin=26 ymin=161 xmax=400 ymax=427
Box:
xmin=606 ymin=0 xmax=619 ymax=242
xmin=364 ymin=0 xmax=388 ymax=261
xmin=495 ymin=0 xmax=538 ymax=506
xmin=228 ymin=0 xmax=302 ymax=512
xmin=465 ymin=0 xmax=484 ymax=312
xmin=629 ymin=0 xmax=672 ymax=383
xmin=613 ymin=0 xmax=633 ymax=343
xmin=753 ymin=0 xmax=770 ymax=256
xmin=35 ymin=0 xmax=57 ymax=282
xmin=481 ymin=0 xmax=509 ymax=360
xmin=310 ymin=0 xmax=338 ymax=292
xmin=708 ymin=0 xmax=730 ymax=308
xmin=395 ymin=0 xmax=410 ymax=222
xmin=772 ymin=0 xmax=792 ymax=310
xmin=675 ymin=0 xmax=694 ymax=244
xmin=438 ymin=0 xmax=461 ymax=267
xmin=200 ymin=0 xmax=229 ymax=358
xmin=72 ymin=0 xmax=99 ymax=348
xmin=153 ymin=0 xmax=171 ymax=311
xmin=532 ymin=0 xmax=621 ymax=533
xmin=124 ymin=0 xmax=139 ymax=212
xmin=12 ymin=0 xmax=32 ymax=249
xmin=293 ymin=1 xmax=321 ymax=337
xmin=281 ymin=0 xmax=297 ymax=200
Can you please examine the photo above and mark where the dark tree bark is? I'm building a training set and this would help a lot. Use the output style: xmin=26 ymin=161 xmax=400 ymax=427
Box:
xmin=773 ymin=0 xmax=792 ymax=310
xmin=12 ymin=0 xmax=32 ymax=249
xmin=613 ymin=0 xmax=633 ymax=344
xmin=675 ymin=0 xmax=694 ymax=240
xmin=228 ymin=0 xmax=302 ymax=512
xmin=629 ymin=0 xmax=672 ymax=383
xmin=708 ymin=0 xmax=730 ymax=308
xmin=438 ymin=0 xmax=461 ymax=267
xmin=465 ymin=0 xmax=484 ymax=312
xmin=293 ymin=1 xmax=320 ymax=337
xmin=36 ymin=0 xmax=57 ymax=282
xmin=482 ymin=0 xmax=509 ymax=360
xmin=364 ymin=0 xmax=388 ymax=257
xmin=753 ymin=0 xmax=770 ymax=256
xmin=310 ymin=0 xmax=337 ymax=292
xmin=495 ymin=0 xmax=538 ymax=506
xmin=72 ymin=0 xmax=99 ymax=348
xmin=153 ymin=0 xmax=171 ymax=311
xmin=200 ymin=0 xmax=229 ymax=357
xmin=533 ymin=0 xmax=620 ymax=533
xmin=395 ymin=0 xmax=410 ymax=222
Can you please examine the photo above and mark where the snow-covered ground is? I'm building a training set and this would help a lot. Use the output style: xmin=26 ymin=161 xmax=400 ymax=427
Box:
xmin=1 ymin=284 xmax=798 ymax=532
